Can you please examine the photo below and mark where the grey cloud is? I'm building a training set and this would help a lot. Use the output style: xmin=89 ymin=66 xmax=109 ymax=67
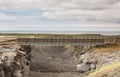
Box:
xmin=42 ymin=0 xmax=120 ymax=24
xmin=0 ymin=0 xmax=119 ymax=10
xmin=0 ymin=0 xmax=120 ymax=25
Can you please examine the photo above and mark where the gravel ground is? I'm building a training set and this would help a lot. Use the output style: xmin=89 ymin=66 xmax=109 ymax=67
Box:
xmin=29 ymin=71 xmax=85 ymax=77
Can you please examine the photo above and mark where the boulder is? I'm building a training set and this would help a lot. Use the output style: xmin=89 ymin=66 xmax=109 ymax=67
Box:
xmin=76 ymin=63 xmax=90 ymax=73
xmin=90 ymin=63 xmax=96 ymax=70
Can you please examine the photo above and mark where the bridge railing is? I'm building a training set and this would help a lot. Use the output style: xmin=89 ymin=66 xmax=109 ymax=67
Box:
xmin=16 ymin=36 xmax=105 ymax=46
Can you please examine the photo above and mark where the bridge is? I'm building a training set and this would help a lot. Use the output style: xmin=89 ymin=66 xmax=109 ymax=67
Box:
xmin=16 ymin=36 xmax=106 ymax=46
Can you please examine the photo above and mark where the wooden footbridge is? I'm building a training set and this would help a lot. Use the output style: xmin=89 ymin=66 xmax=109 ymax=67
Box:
xmin=16 ymin=36 xmax=107 ymax=46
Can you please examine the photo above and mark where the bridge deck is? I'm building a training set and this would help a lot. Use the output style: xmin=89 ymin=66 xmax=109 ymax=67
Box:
xmin=17 ymin=36 xmax=105 ymax=46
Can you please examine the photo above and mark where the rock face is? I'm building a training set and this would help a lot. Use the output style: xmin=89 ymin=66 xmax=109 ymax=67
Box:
xmin=30 ymin=45 xmax=85 ymax=72
xmin=30 ymin=45 xmax=120 ymax=75
xmin=0 ymin=45 xmax=31 ymax=77
xmin=30 ymin=45 xmax=98 ymax=73
xmin=1 ymin=44 xmax=120 ymax=77
xmin=76 ymin=51 xmax=97 ymax=72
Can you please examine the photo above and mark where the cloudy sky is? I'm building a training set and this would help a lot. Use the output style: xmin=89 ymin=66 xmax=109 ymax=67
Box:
xmin=0 ymin=0 xmax=120 ymax=32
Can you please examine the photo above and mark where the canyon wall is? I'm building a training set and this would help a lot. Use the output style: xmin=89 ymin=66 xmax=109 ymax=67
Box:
xmin=30 ymin=45 xmax=120 ymax=77
xmin=0 ymin=44 xmax=120 ymax=77
xmin=0 ymin=45 xmax=31 ymax=77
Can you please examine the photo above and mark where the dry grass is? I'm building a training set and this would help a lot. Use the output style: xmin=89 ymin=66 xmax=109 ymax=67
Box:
xmin=0 ymin=36 xmax=17 ymax=42
xmin=86 ymin=62 xmax=120 ymax=77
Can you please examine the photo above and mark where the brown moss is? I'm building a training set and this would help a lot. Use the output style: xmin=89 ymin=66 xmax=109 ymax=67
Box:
xmin=91 ymin=44 xmax=120 ymax=52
